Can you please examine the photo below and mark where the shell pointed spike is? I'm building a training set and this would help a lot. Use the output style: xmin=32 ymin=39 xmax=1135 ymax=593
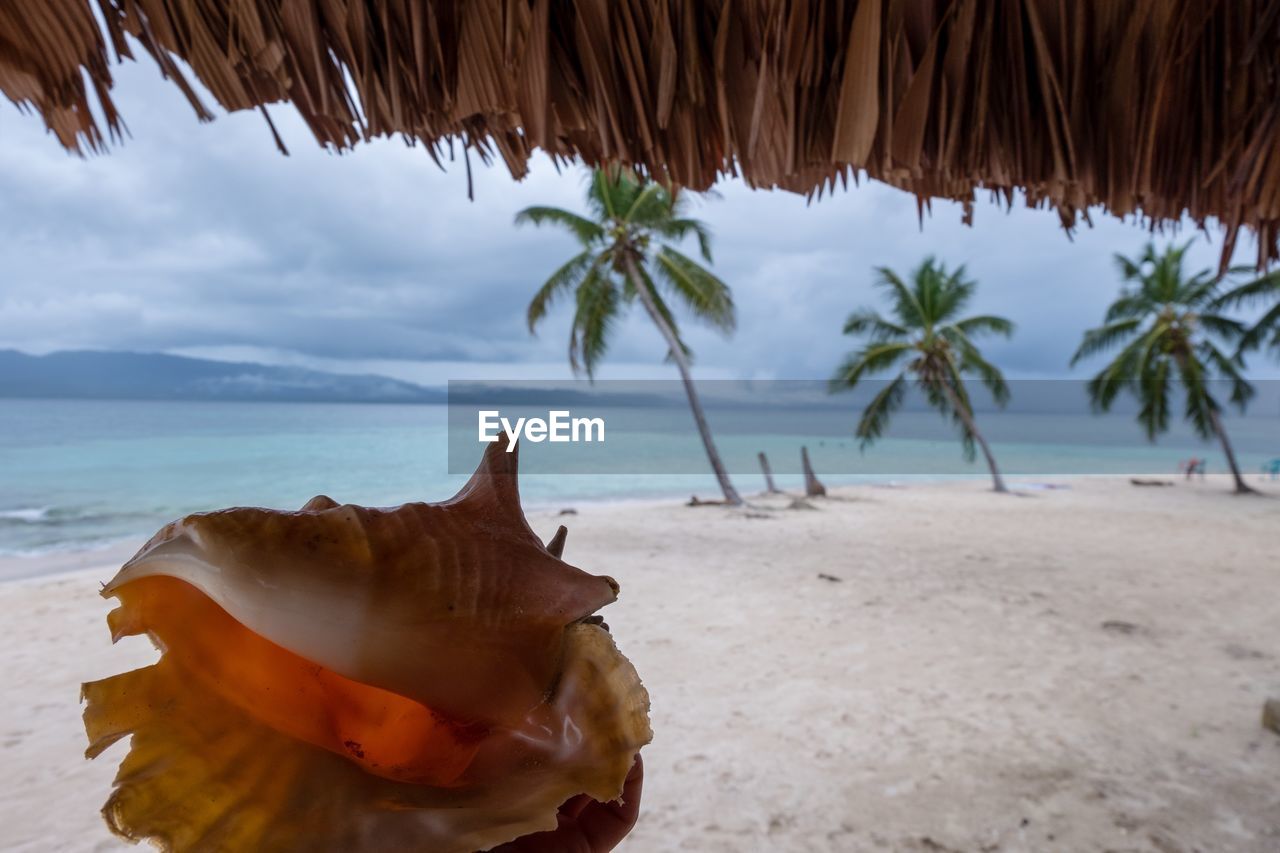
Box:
xmin=545 ymin=525 xmax=568 ymax=558
xmin=301 ymin=495 xmax=340 ymax=511
xmin=446 ymin=433 xmax=533 ymax=536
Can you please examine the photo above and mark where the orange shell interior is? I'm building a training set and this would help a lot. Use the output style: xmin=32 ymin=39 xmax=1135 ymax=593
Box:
xmin=109 ymin=576 xmax=485 ymax=786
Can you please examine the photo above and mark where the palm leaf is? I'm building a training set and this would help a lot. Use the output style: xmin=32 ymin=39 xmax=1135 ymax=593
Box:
xmin=829 ymin=342 xmax=915 ymax=390
xmin=952 ymin=314 xmax=1014 ymax=338
xmin=1113 ymin=251 xmax=1145 ymax=282
xmin=1197 ymin=340 xmax=1255 ymax=409
xmin=514 ymin=206 xmax=605 ymax=245
xmin=660 ymin=217 xmax=715 ymax=262
xmin=1209 ymin=269 xmax=1280 ymax=311
xmin=873 ymin=266 xmax=927 ymax=328
xmin=932 ymin=264 xmax=975 ymax=323
xmin=527 ymin=249 xmax=599 ymax=331
xmin=853 ymin=375 xmax=907 ymax=449
xmin=590 ymin=169 xmax=625 ymax=221
xmin=1103 ymin=292 xmax=1152 ymax=322
xmin=1071 ymin=318 xmax=1143 ymax=365
xmin=1084 ymin=324 xmax=1162 ymax=412
xmin=652 ymin=247 xmax=735 ymax=334
xmin=568 ymin=271 xmax=620 ymax=379
xmin=1181 ymin=272 xmax=1221 ymax=308
xmin=1237 ymin=299 xmax=1280 ymax=354
xmin=1136 ymin=358 xmax=1171 ymax=440
xmin=1196 ymin=312 xmax=1247 ymax=344
xmin=842 ymin=309 xmax=908 ymax=341
xmin=624 ymin=182 xmax=672 ymax=226
xmin=1174 ymin=353 xmax=1218 ymax=441
xmin=953 ymin=336 xmax=1011 ymax=406
xmin=926 ymin=362 xmax=977 ymax=461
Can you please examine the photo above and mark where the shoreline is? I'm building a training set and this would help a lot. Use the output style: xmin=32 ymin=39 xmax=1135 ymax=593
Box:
xmin=5 ymin=472 xmax=1274 ymax=582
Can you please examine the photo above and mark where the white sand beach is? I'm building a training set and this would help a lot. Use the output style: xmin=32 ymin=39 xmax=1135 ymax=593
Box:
xmin=1 ymin=477 xmax=1278 ymax=852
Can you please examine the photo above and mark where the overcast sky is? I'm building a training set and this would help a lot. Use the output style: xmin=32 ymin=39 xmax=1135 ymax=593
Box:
xmin=1 ymin=57 xmax=1273 ymax=385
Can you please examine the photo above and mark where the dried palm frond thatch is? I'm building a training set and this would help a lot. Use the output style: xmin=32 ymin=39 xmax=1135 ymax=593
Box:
xmin=3 ymin=1 xmax=1279 ymax=267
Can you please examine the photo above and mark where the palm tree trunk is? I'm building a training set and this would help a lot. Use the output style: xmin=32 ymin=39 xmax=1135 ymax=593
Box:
xmin=623 ymin=255 xmax=743 ymax=506
xmin=939 ymin=381 xmax=1008 ymax=493
xmin=1208 ymin=407 xmax=1256 ymax=494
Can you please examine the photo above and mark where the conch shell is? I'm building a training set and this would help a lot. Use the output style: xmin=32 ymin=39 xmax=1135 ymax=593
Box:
xmin=81 ymin=435 xmax=651 ymax=852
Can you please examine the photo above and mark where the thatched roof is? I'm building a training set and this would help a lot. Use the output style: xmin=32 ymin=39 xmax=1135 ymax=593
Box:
xmin=4 ymin=1 xmax=1280 ymax=266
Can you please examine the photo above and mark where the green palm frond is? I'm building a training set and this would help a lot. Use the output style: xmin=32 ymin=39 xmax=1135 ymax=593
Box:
xmin=527 ymin=249 xmax=599 ymax=332
xmin=952 ymin=314 xmax=1014 ymax=339
xmin=588 ymin=168 xmax=629 ymax=221
xmin=1209 ymin=269 xmax=1280 ymax=311
xmin=854 ymin=375 xmax=907 ymax=449
xmin=1174 ymin=354 xmax=1218 ymax=441
xmin=1113 ymin=251 xmax=1145 ymax=282
xmin=1071 ymin=318 xmax=1142 ymax=366
xmin=921 ymin=364 xmax=977 ymax=461
xmin=932 ymin=264 xmax=976 ymax=323
xmin=946 ymin=330 xmax=1010 ymax=405
xmin=1181 ymin=272 xmax=1221 ymax=308
xmin=829 ymin=341 xmax=915 ymax=391
xmin=514 ymin=206 xmax=605 ymax=245
xmin=1197 ymin=340 xmax=1255 ymax=409
xmin=1136 ymin=358 xmax=1171 ymax=440
xmin=652 ymin=247 xmax=735 ymax=334
xmin=659 ymin=217 xmax=714 ymax=262
xmin=1237 ymin=300 xmax=1280 ymax=355
xmin=1083 ymin=324 xmax=1162 ymax=412
xmin=873 ymin=266 xmax=927 ymax=328
xmin=1196 ymin=313 xmax=1247 ymax=344
xmin=569 ymin=272 xmax=620 ymax=379
xmin=842 ymin=309 xmax=909 ymax=341
xmin=624 ymin=182 xmax=672 ymax=227
xmin=1103 ymin=292 xmax=1152 ymax=322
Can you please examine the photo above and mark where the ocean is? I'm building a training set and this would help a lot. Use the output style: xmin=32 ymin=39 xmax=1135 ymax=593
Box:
xmin=1 ymin=398 xmax=1277 ymax=557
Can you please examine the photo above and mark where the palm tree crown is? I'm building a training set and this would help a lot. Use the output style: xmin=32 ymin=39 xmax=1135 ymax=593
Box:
xmin=1071 ymin=241 xmax=1256 ymax=493
xmin=830 ymin=257 xmax=1014 ymax=491
xmin=516 ymin=170 xmax=734 ymax=379
xmin=515 ymin=168 xmax=743 ymax=505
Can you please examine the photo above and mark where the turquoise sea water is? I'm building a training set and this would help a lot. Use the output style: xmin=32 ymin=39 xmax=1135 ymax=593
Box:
xmin=1 ymin=399 xmax=1276 ymax=557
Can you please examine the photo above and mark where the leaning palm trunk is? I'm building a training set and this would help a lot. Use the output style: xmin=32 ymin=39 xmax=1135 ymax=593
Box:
xmin=1208 ymin=408 xmax=1256 ymax=494
xmin=624 ymin=256 xmax=743 ymax=506
xmin=938 ymin=381 xmax=1008 ymax=493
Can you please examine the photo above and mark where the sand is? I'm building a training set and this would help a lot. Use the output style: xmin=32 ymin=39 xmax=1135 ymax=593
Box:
xmin=1 ymin=477 xmax=1277 ymax=852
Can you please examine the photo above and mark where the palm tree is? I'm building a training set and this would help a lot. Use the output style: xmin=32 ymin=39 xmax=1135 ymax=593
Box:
xmin=515 ymin=168 xmax=743 ymax=505
xmin=1071 ymin=241 xmax=1256 ymax=494
xmin=829 ymin=258 xmax=1015 ymax=493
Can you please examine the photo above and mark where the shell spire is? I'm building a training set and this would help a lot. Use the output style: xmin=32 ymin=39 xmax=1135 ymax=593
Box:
xmin=545 ymin=525 xmax=568 ymax=558
xmin=446 ymin=433 xmax=533 ymax=535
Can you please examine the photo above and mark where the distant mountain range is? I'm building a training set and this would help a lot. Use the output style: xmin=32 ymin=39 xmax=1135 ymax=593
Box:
xmin=3 ymin=349 xmax=1277 ymax=416
xmin=0 ymin=350 xmax=444 ymax=404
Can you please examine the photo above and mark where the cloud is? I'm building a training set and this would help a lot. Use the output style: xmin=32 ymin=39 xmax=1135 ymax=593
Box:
xmin=1 ymin=55 xmax=1272 ymax=382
